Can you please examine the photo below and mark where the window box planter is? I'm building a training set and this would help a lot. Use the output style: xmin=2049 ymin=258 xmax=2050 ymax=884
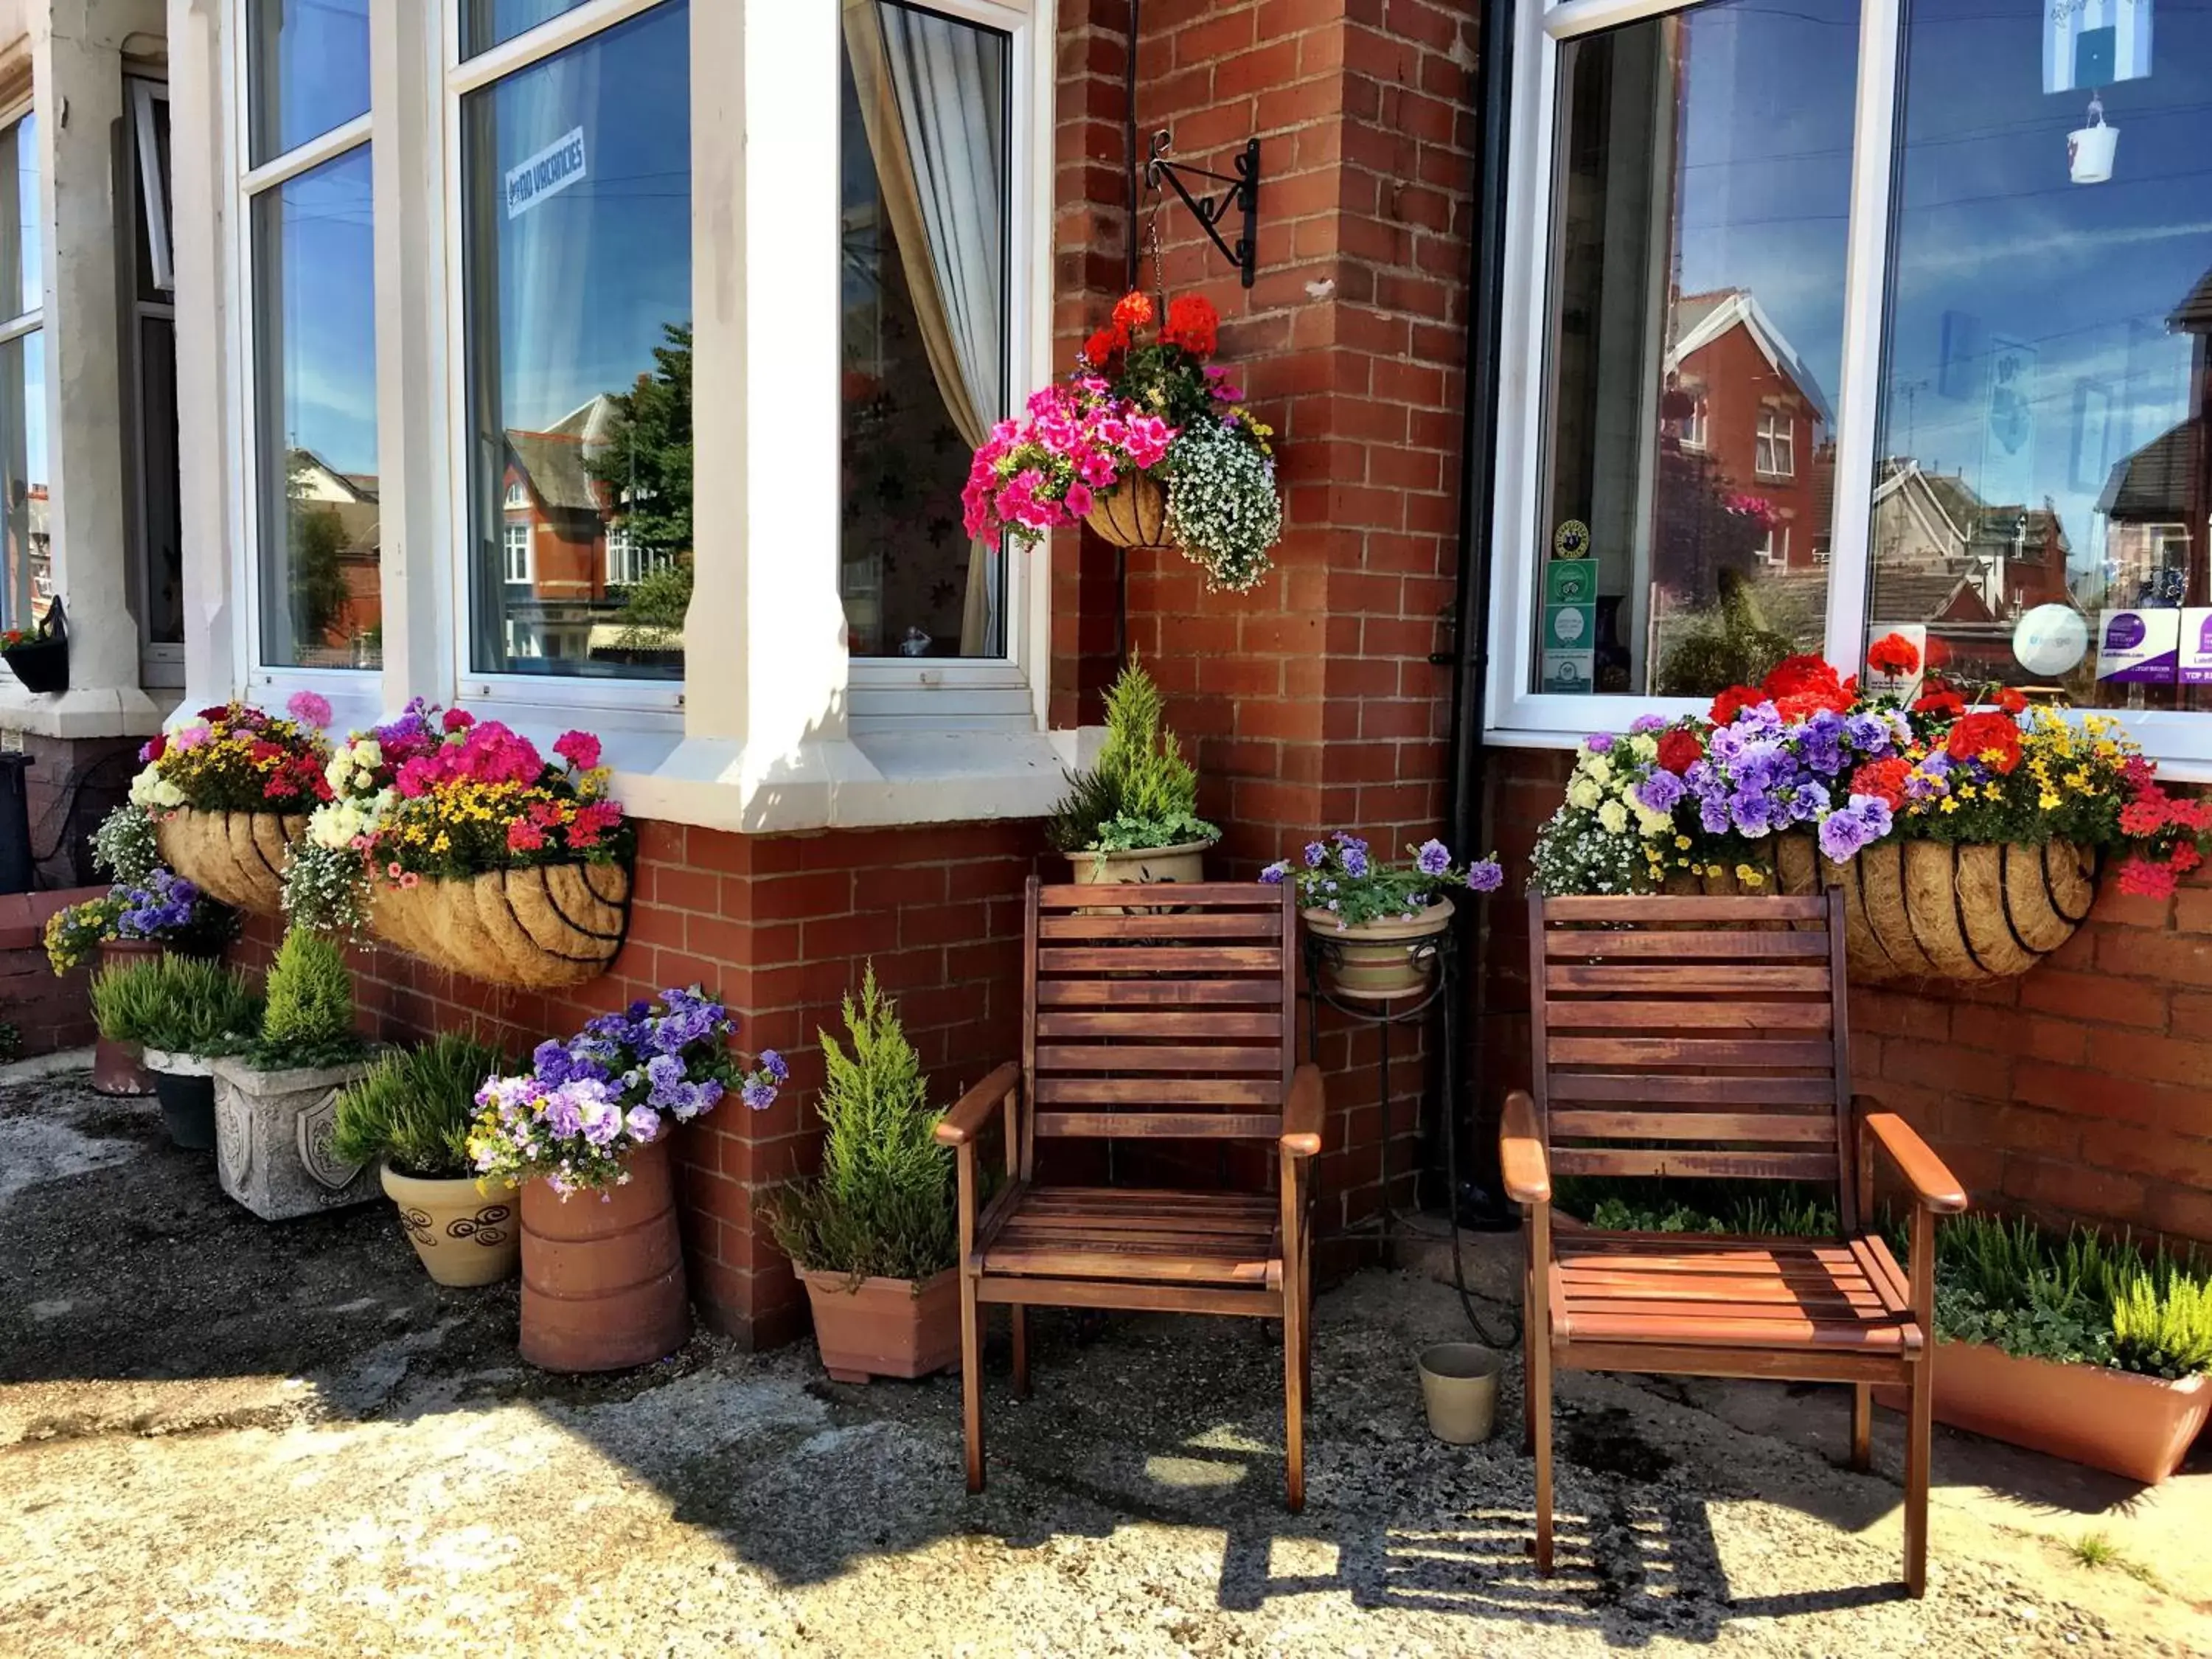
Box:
xmin=1874 ymin=1339 xmax=2210 ymax=1485
xmin=155 ymin=808 xmax=307 ymax=919
xmin=519 ymin=1133 xmax=689 ymax=1372
xmin=366 ymin=861 xmax=632 ymax=990
xmin=207 ymin=1054 xmax=380 ymax=1220
xmin=142 ymin=1049 xmax=218 ymax=1151
xmin=1302 ymin=897 xmax=1455 ymax=1001
xmin=797 ymin=1267 xmax=961 ymax=1384
xmin=380 ymin=1164 xmax=519 ymax=1288
xmin=1 ymin=599 xmax=69 ymax=693
xmin=1676 ymin=835 xmax=2097 ymax=985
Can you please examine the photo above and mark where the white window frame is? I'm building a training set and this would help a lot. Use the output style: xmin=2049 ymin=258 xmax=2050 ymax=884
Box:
xmin=838 ymin=0 xmax=1054 ymax=730
xmin=125 ymin=75 xmax=186 ymax=686
xmin=1676 ymin=393 xmax=1707 ymax=451
xmin=1753 ymin=407 xmax=1795 ymax=479
xmin=0 ymin=101 xmax=45 ymax=638
xmin=503 ymin=477 xmax=527 ymax=509
xmin=1486 ymin=0 xmax=1896 ymax=754
xmin=502 ymin=518 xmax=532 ymax=585
xmin=1755 ymin=525 xmax=1789 ymax=567
xmin=442 ymin=0 xmax=688 ymax=718
xmin=225 ymin=0 xmax=378 ymax=718
xmin=131 ymin=80 xmax=175 ymax=295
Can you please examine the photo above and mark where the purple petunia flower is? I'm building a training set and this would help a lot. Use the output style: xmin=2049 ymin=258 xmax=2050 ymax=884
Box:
xmin=1467 ymin=860 xmax=1504 ymax=893
xmin=740 ymin=1076 xmax=776 ymax=1110
xmin=1635 ymin=771 xmax=1686 ymax=813
xmin=761 ymin=1050 xmax=788 ymax=1083
xmin=1415 ymin=838 xmax=1452 ymax=877
xmin=625 ymin=1105 xmax=663 ymax=1143
xmin=1259 ymin=860 xmax=1289 ymax=885
xmin=1302 ymin=841 xmax=1327 ymax=869
xmin=1629 ymin=714 xmax=1668 ymax=734
xmin=1341 ymin=846 xmax=1370 ymax=879
xmin=1585 ymin=732 xmax=1615 ymax=754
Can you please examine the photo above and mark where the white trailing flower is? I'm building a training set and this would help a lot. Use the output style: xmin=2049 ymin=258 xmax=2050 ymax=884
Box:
xmin=1162 ymin=422 xmax=1282 ymax=594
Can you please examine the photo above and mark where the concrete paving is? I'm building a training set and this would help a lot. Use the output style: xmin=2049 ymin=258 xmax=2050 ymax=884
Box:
xmin=4 ymin=1072 xmax=2208 ymax=1658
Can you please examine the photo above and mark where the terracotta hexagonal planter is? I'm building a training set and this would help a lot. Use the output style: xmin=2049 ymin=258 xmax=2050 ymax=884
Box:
xmin=798 ymin=1267 xmax=961 ymax=1384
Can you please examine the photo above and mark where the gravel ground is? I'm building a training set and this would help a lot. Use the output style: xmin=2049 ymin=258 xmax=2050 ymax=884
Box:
xmin=3 ymin=1071 xmax=2208 ymax=1658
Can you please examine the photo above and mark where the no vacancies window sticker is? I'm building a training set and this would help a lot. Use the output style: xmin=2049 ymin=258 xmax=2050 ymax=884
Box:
xmin=506 ymin=127 xmax=588 ymax=220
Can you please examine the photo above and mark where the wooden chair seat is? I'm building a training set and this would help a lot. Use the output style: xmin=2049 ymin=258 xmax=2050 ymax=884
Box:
xmin=1552 ymin=1231 xmax=1921 ymax=1354
xmin=977 ymin=1184 xmax=1282 ymax=1286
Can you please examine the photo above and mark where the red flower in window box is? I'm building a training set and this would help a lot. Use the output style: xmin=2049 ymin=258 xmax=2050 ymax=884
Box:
xmin=1944 ymin=710 xmax=2024 ymax=774
xmin=1709 ymin=684 xmax=1767 ymax=725
xmin=1913 ymin=681 xmax=1965 ymax=719
xmin=1850 ymin=757 xmax=1911 ymax=810
xmin=1656 ymin=728 xmax=1705 ymax=774
xmin=1994 ymin=686 xmax=2029 ymax=714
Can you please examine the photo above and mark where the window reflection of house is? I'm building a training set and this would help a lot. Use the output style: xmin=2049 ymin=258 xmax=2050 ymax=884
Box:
xmin=2096 ymin=260 xmax=2210 ymax=607
xmin=1663 ymin=288 xmax=1836 ymax=574
xmin=495 ymin=392 xmax=658 ymax=666
xmin=283 ymin=448 xmax=381 ymax=666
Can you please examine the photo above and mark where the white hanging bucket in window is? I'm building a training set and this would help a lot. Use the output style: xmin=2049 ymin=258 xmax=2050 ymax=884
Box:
xmin=2069 ymin=101 xmax=2118 ymax=185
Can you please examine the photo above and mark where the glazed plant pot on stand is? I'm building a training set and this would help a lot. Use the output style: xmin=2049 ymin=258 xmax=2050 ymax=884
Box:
xmin=1304 ymin=899 xmax=1455 ymax=1001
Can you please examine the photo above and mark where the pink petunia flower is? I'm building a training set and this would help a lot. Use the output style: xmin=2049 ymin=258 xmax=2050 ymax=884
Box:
xmin=285 ymin=690 xmax=333 ymax=729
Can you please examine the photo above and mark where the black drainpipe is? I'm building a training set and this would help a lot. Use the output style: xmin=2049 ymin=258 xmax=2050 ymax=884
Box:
xmin=1439 ymin=0 xmax=1517 ymax=1215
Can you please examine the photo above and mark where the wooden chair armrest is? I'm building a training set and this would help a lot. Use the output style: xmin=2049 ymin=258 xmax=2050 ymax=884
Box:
xmin=1499 ymin=1089 xmax=1551 ymax=1206
xmin=1854 ymin=1098 xmax=1967 ymax=1214
xmin=935 ymin=1061 xmax=1020 ymax=1147
xmin=1280 ymin=1064 xmax=1326 ymax=1158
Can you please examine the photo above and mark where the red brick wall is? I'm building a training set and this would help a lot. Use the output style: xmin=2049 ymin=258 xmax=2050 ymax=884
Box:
xmin=240 ymin=820 xmax=1041 ymax=1348
xmin=0 ymin=888 xmax=105 ymax=1056
xmin=1481 ymin=745 xmax=2212 ymax=1253
xmin=1053 ymin=0 xmax=1483 ymax=1228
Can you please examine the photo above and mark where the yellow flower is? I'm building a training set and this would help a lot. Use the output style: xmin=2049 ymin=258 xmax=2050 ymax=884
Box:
xmin=1674 ymin=835 xmax=1691 ymax=849
xmin=2039 ymin=793 xmax=2061 ymax=810
xmin=431 ymin=832 xmax=451 ymax=853
xmin=1940 ymin=797 xmax=1960 ymax=814
xmin=1737 ymin=865 xmax=1766 ymax=888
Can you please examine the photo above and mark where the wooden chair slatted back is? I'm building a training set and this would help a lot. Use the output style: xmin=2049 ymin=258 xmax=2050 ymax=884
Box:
xmin=1528 ymin=891 xmax=1857 ymax=1219
xmin=1024 ymin=878 xmax=1296 ymax=1162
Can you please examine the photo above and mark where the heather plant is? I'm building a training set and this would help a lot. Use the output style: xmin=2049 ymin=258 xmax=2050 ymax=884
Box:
xmin=1046 ymin=658 xmax=1217 ymax=859
xmin=762 ymin=967 xmax=956 ymax=1284
xmin=333 ymin=1030 xmax=512 ymax=1179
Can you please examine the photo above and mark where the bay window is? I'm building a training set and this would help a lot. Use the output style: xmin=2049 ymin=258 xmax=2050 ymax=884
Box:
xmin=1491 ymin=0 xmax=2212 ymax=773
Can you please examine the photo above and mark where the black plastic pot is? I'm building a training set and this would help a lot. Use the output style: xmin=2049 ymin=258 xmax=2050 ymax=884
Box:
xmin=151 ymin=1069 xmax=217 ymax=1152
xmin=1 ymin=598 xmax=69 ymax=694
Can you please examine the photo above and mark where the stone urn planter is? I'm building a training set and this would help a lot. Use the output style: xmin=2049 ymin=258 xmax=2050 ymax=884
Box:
xmin=520 ymin=1134 xmax=689 ymax=1372
xmin=797 ymin=1267 xmax=961 ymax=1384
xmin=1083 ymin=470 xmax=1172 ymax=549
xmin=367 ymin=860 xmax=632 ymax=990
xmin=1303 ymin=897 xmax=1454 ymax=1001
xmin=207 ymin=1054 xmax=379 ymax=1220
xmin=155 ymin=808 xmax=307 ymax=917
xmin=92 ymin=937 xmax=161 ymax=1097
xmin=380 ymin=1165 xmax=520 ymax=1287
xmin=142 ymin=1049 xmax=218 ymax=1152
xmin=1875 ymin=1341 xmax=2211 ymax=1484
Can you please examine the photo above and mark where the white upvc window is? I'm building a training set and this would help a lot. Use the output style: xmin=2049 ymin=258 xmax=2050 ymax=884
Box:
xmin=1753 ymin=408 xmax=1794 ymax=479
xmin=230 ymin=0 xmax=379 ymax=703
xmin=503 ymin=520 xmax=532 ymax=585
xmin=0 ymin=107 xmax=48 ymax=639
xmin=1487 ymin=0 xmax=2212 ymax=775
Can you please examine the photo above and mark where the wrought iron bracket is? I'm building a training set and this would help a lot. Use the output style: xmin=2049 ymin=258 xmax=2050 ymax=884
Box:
xmin=1145 ymin=132 xmax=1260 ymax=288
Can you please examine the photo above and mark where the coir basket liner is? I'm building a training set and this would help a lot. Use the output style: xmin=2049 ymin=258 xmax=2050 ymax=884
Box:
xmin=155 ymin=807 xmax=307 ymax=917
xmin=1083 ymin=470 xmax=1174 ymax=550
xmin=369 ymin=860 xmax=631 ymax=990
xmin=1674 ymin=835 xmax=2096 ymax=984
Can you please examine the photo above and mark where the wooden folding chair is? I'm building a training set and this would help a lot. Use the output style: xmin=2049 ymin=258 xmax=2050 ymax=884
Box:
xmin=1500 ymin=890 xmax=1967 ymax=1596
xmin=933 ymin=877 xmax=1326 ymax=1509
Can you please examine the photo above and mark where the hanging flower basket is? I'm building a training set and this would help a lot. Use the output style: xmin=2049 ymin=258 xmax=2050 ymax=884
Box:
xmin=154 ymin=808 xmax=307 ymax=917
xmin=367 ymin=861 xmax=632 ymax=990
xmin=1 ymin=599 xmax=69 ymax=693
xmin=1084 ymin=470 xmax=1173 ymax=550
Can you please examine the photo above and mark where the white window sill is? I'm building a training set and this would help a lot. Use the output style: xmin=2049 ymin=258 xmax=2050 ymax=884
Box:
xmin=0 ymin=685 xmax=178 ymax=741
xmin=619 ymin=725 xmax=1096 ymax=834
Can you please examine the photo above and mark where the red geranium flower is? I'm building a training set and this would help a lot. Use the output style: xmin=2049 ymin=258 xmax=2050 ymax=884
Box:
xmin=1083 ymin=326 xmax=1122 ymax=366
xmin=1161 ymin=294 xmax=1220 ymax=357
xmin=1850 ymin=757 xmax=1910 ymax=810
xmin=1994 ymin=686 xmax=2028 ymax=714
xmin=1709 ymin=684 xmax=1767 ymax=725
xmin=1111 ymin=291 xmax=1154 ymax=334
xmin=1914 ymin=681 xmax=1965 ymax=720
xmin=1867 ymin=632 xmax=1921 ymax=677
xmin=1760 ymin=654 xmax=1852 ymax=716
xmin=2118 ymin=856 xmax=2180 ymax=899
xmin=1656 ymin=728 xmax=1705 ymax=774
xmin=1944 ymin=710 xmax=2024 ymax=773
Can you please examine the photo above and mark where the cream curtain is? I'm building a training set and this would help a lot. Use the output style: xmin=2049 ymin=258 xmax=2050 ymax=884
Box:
xmin=842 ymin=0 xmax=1005 ymax=656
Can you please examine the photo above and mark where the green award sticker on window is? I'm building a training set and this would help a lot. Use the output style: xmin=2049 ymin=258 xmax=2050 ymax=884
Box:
xmin=1545 ymin=559 xmax=1597 ymax=606
xmin=1540 ymin=652 xmax=1596 ymax=695
xmin=1543 ymin=602 xmax=1593 ymax=653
